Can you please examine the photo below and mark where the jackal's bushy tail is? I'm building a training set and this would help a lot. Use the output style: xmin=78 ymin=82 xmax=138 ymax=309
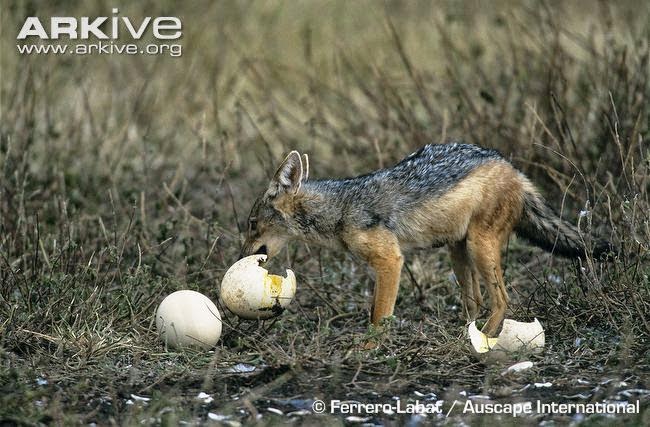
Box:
xmin=515 ymin=186 xmax=614 ymax=259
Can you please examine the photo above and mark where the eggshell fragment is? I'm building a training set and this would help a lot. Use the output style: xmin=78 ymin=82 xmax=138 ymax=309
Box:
xmin=220 ymin=254 xmax=296 ymax=319
xmin=502 ymin=361 xmax=535 ymax=375
xmin=156 ymin=290 xmax=222 ymax=349
xmin=468 ymin=318 xmax=545 ymax=362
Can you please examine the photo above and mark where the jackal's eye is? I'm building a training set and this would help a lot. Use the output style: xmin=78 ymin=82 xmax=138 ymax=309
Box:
xmin=248 ymin=218 xmax=258 ymax=231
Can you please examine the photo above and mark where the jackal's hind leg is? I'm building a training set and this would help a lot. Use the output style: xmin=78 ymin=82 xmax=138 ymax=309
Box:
xmin=471 ymin=264 xmax=484 ymax=311
xmin=449 ymin=240 xmax=482 ymax=320
xmin=467 ymin=234 xmax=509 ymax=338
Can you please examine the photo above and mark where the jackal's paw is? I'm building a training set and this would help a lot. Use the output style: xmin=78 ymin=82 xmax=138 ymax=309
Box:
xmin=480 ymin=318 xmax=504 ymax=338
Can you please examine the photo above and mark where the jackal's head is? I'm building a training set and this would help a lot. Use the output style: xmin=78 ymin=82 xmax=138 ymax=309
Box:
xmin=240 ymin=151 xmax=309 ymax=260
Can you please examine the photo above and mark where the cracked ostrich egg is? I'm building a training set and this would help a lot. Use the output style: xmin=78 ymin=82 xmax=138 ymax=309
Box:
xmin=468 ymin=318 xmax=545 ymax=362
xmin=220 ymin=254 xmax=296 ymax=320
xmin=156 ymin=290 xmax=222 ymax=349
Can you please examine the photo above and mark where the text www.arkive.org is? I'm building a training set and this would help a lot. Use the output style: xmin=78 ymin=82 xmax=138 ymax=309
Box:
xmin=16 ymin=41 xmax=181 ymax=57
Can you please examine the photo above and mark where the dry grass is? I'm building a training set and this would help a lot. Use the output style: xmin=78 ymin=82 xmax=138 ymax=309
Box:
xmin=1 ymin=0 xmax=649 ymax=425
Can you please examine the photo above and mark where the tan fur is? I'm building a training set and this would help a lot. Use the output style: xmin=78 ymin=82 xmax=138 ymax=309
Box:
xmin=398 ymin=162 xmax=524 ymax=247
xmin=342 ymin=227 xmax=404 ymax=325
xmin=449 ymin=240 xmax=483 ymax=319
xmin=272 ymin=193 xmax=296 ymax=216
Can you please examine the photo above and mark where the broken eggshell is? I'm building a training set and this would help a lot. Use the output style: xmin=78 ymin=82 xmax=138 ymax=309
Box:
xmin=468 ymin=318 xmax=545 ymax=362
xmin=220 ymin=254 xmax=296 ymax=320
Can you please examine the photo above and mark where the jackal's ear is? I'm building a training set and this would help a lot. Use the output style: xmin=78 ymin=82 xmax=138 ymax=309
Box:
xmin=269 ymin=151 xmax=303 ymax=196
xmin=302 ymin=154 xmax=309 ymax=181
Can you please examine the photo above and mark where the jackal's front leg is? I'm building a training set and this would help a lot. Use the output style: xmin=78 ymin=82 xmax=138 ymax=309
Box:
xmin=370 ymin=253 xmax=404 ymax=324
xmin=345 ymin=228 xmax=404 ymax=325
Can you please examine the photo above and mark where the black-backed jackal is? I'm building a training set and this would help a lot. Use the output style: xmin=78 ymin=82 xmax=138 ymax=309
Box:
xmin=240 ymin=143 xmax=613 ymax=337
